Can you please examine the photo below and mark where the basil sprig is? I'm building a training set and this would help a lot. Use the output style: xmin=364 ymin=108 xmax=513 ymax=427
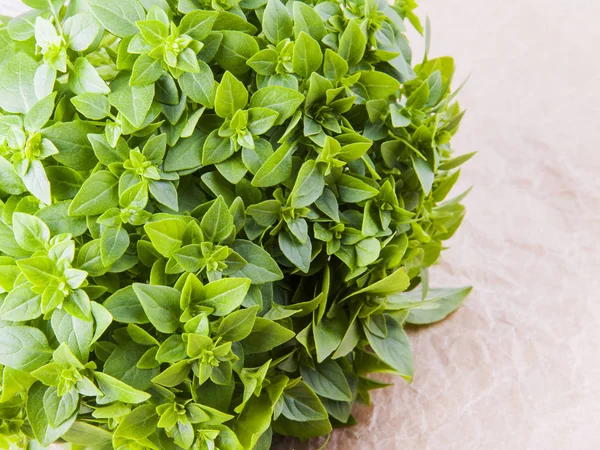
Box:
xmin=0 ymin=0 xmax=472 ymax=448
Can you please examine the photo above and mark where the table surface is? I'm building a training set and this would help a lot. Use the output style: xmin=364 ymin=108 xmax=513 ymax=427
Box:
xmin=3 ymin=1 xmax=599 ymax=449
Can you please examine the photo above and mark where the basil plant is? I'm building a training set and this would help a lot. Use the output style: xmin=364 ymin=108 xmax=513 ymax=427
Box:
xmin=0 ymin=0 xmax=472 ymax=448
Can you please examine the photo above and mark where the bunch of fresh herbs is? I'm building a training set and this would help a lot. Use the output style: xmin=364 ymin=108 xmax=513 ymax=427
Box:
xmin=0 ymin=0 xmax=472 ymax=448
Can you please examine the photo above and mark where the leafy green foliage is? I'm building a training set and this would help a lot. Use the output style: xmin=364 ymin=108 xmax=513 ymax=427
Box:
xmin=0 ymin=0 xmax=471 ymax=448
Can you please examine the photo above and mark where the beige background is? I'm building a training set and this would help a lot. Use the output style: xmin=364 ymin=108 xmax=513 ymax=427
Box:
xmin=3 ymin=1 xmax=599 ymax=449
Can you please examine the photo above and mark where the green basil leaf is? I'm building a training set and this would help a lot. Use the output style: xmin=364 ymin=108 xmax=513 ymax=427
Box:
xmin=63 ymin=13 xmax=102 ymax=52
xmin=108 ymin=76 xmax=155 ymax=129
xmin=178 ymin=60 xmax=216 ymax=108
xmin=69 ymin=171 xmax=119 ymax=217
xmin=338 ymin=19 xmax=366 ymax=67
xmin=132 ymin=283 xmax=181 ymax=333
xmin=278 ymin=230 xmax=311 ymax=273
xmin=12 ymin=212 xmax=50 ymax=252
xmin=94 ymin=371 xmax=151 ymax=404
xmin=249 ymin=86 xmax=304 ymax=125
xmin=289 ymin=159 xmax=325 ymax=209
xmin=215 ymin=71 xmax=248 ymax=119
xmin=230 ymin=240 xmax=283 ymax=284
xmin=214 ymin=30 xmax=259 ymax=75
xmin=88 ymin=0 xmax=145 ymax=38
xmin=180 ymin=10 xmax=218 ymax=41
xmin=0 ymin=325 xmax=52 ymax=371
xmin=43 ymin=386 xmax=79 ymax=428
xmin=292 ymin=32 xmax=323 ymax=79
xmin=200 ymin=196 xmax=234 ymax=243
xmin=281 ymin=381 xmax=328 ymax=422
xmin=404 ymin=287 xmax=472 ymax=325
xmin=0 ymin=52 xmax=38 ymax=114
xmin=363 ymin=315 xmax=414 ymax=381
xmin=130 ymin=54 xmax=163 ymax=86
xmin=299 ymin=360 xmax=352 ymax=402
xmin=252 ymin=140 xmax=296 ymax=187
xmin=27 ymin=382 xmax=77 ymax=446
xmin=51 ymin=309 xmax=94 ymax=362
xmin=104 ymin=285 xmax=149 ymax=324
xmin=42 ymin=121 xmax=99 ymax=171
xmin=144 ymin=217 xmax=187 ymax=257
xmin=200 ymin=277 xmax=251 ymax=316
xmin=218 ymin=306 xmax=259 ymax=342
xmin=0 ymin=284 xmax=42 ymax=322
xmin=69 ymin=57 xmax=111 ymax=95
xmin=100 ymin=225 xmax=130 ymax=266
xmin=242 ymin=317 xmax=295 ymax=354
xmin=292 ymin=1 xmax=327 ymax=41
xmin=71 ymin=93 xmax=111 ymax=120
xmin=263 ymin=0 xmax=293 ymax=44
xmin=114 ymin=404 xmax=159 ymax=439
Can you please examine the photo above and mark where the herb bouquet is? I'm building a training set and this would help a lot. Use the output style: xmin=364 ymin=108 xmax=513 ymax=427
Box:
xmin=0 ymin=0 xmax=472 ymax=448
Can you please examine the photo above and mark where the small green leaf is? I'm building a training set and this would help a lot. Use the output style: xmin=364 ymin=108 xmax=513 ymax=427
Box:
xmin=201 ymin=196 xmax=234 ymax=243
xmin=180 ymin=10 xmax=218 ymax=41
xmin=243 ymin=317 xmax=295 ymax=354
xmin=144 ymin=218 xmax=187 ymax=257
xmin=290 ymin=160 xmax=325 ymax=208
xmin=230 ymin=240 xmax=283 ymax=284
xmin=130 ymin=54 xmax=163 ymax=86
xmin=12 ymin=212 xmax=50 ymax=252
xmin=100 ymin=225 xmax=130 ymax=266
xmin=293 ymin=2 xmax=327 ymax=41
xmin=24 ymin=93 xmax=56 ymax=132
xmin=69 ymin=57 xmax=110 ymax=95
xmin=200 ymin=277 xmax=251 ymax=316
xmin=281 ymin=381 xmax=328 ymax=422
xmin=71 ymin=94 xmax=111 ymax=120
xmin=300 ymin=360 xmax=352 ymax=402
xmin=252 ymin=140 xmax=296 ymax=187
xmin=278 ymin=230 xmax=311 ymax=273
xmin=363 ymin=315 xmax=414 ymax=381
xmin=0 ymin=53 xmax=38 ymax=114
xmin=114 ymin=404 xmax=159 ymax=439
xmin=218 ymin=306 xmax=259 ymax=341
xmin=247 ymin=49 xmax=278 ymax=75
xmin=338 ymin=19 xmax=366 ymax=67
xmin=337 ymin=174 xmax=379 ymax=203
xmin=247 ymin=107 xmax=279 ymax=135
xmin=108 ymin=76 xmax=154 ymax=129
xmin=43 ymin=387 xmax=79 ymax=428
xmin=69 ymin=171 xmax=119 ymax=217
xmin=0 ymin=284 xmax=42 ymax=321
xmin=263 ymin=0 xmax=293 ymax=44
xmin=88 ymin=0 xmax=145 ymax=38
xmin=202 ymin=130 xmax=234 ymax=165
xmin=412 ymin=154 xmax=435 ymax=196
xmin=215 ymin=71 xmax=248 ymax=118
xmin=0 ymin=326 xmax=52 ymax=371
xmin=404 ymin=287 xmax=472 ymax=325
xmin=292 ymin=32 xmax=323 ymax=79
xmin=63 ymin=13 xmax=102 ymax=52
xmin=95 ymin=371 xmax=151 ymax=404
xmin=250 ymin=86 xmax=304 ymax=125
xmin=104 ymin=286 xmax=149 ymax=324
xmin=132 ymin=283 xmax=181 ymax=333
xmin=214 ymin=30 xmax=259 ymax=75
xmin=179 ymin=61 xmax=216 ymax=108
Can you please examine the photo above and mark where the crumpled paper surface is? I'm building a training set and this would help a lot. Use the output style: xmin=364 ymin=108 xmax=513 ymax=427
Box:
xmin=4 ymin=0 xmax=599 ymax=449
